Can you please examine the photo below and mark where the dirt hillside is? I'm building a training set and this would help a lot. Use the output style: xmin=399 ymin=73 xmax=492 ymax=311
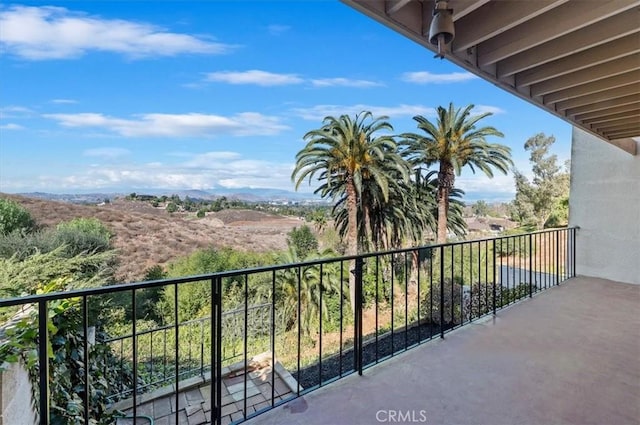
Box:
xmin=3 ymin=194 xmax=304 ymax=282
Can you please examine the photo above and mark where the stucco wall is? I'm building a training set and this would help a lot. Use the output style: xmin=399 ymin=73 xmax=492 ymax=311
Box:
xmin=0 ymin=360 xmax=38 ymax=425
xmin=569 ymin=128 xmax=640 ymax=284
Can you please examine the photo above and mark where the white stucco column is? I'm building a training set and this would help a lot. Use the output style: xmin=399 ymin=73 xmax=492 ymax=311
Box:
xmin=568 ymin=127 xmax=640 ymax=284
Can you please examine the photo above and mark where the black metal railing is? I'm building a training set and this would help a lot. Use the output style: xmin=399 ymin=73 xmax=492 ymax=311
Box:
xmin=103 ymin=302 xmax=272 ymax=402
xmin=0 ymin=227 xmax=576 ymax=425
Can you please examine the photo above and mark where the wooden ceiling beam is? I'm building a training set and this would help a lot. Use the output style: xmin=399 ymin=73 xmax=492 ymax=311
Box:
xmin=530 ymin=54 xmax=640 ymax=97
xmin=478 ymin=0 xmax=637 ymax=67
xmin=554 ymin=85 xmax=640 ymax=111
xmin=544 ymin=70 xmax=640 ymax=104
xmin=517 ymin=34 xmax=640 ymax=87
xmin=452 ymin=0 xmax=566 ymax=52
xmin=497 ymin=12 xmax=640 ymax=78
xmin=565 ymin=93 xmax=640 ymax=116
xmin=583 ymin=110 xmax=640 ymax=125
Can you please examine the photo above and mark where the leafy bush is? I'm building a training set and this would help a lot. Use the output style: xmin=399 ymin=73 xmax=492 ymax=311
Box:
xmin=166 ymin=202 xmax=178 ymax=213
xmin=196 ymin=209 xmax=206 ymax=218
xmin=0 ymin=247 xmax=116 ymax=300
xmin=0 ymin=229 xmax=60 ymax=260
xmin=159 ymin=248 xmax=273 ymax=322
xmin=0 ymin=198 xmax=35 ymax=235
xmin=0 ymin=217 xmax=113 ymax=260
xmin=495 ymin=229 xmax=535 ymax=257
xmin=55 ymin=218 xmax=113 ymax=256
xmin=287 ymin=225 xmax=318 ymax=259
xmin=420 ymin=278 xmax=464 ymax=327
xmin=0 ymin=280 xmax=132 ymax=424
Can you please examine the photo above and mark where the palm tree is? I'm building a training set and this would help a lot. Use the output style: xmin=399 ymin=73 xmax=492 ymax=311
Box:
xmin=331 ymin=157 xmax=418 ymax=252
xmin=292 ymin=111 xmax=409 ymax=311
xmin=402 ymin=103 xmax=513 ymax=244
xmin=274 ymin=247 xmax=344 ymax=335
xmin=416 ymin=169 xmax=467 ymax=239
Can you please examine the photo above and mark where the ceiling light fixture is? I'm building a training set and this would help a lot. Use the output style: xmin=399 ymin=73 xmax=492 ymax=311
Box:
xmin=428 ymin=0 xmax=455 ymax=59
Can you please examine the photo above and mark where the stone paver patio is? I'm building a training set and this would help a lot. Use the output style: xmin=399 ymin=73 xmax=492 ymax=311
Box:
xmin=113 ymin=353 xmax=299 ymax=425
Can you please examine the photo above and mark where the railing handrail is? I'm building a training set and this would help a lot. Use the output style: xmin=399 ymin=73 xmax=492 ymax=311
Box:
xmin=0 ymin=226 xmax=577 ymax=425
xmin=0 ymin=227 xmax=577 ymax=308
xmin=102 ymin=303 xmax=272 ymax=343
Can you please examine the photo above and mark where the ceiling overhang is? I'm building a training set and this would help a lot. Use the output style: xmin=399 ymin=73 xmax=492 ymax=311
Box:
xmin=342 ymin=0 xmax=640 ymax=155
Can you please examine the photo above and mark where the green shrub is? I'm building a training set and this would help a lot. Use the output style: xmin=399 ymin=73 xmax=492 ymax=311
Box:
xmin=0 ymin=282 xmax=131 ymax=424
xmin=0 ymin=198 xmax=35 ymax=235
xmin=0 ymin=247 xmax=116 ymax=298
xmin=55 ymin=218 xmax=113 ymax=256
xmin=166 ymin=202 xmax=178 ymax=213
xmin=159 ymin=248 xmax=273 ymax=322
xmin=196 ymin=209 xmax=206 ymax=218
xmin=495 ymin=228 xmax=535 ymax=257
xmin=287 ymin=225 xmax=318 ymax=259
xmin=0 ymin=229 xmax=59 ymax=260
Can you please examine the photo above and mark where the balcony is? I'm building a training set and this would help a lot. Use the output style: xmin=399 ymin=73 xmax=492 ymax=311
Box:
xmin=247 ymin=274 xmax=640 ymax=425
xmin=7 ymin=228 xmax=631 ymax=425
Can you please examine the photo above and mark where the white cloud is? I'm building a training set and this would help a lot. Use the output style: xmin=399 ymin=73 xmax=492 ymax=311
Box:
xmin=83 ymin=147 xmax=130 ymax=159
xmin=0 ymin=105 xmax=33 ymax=119
xmin=291 ymin=104 xmax=436 ymax=120
xmin=202 ymin=70 xmax=381 ymax=88
xmin=310 ymin=78 xmax=383 ymax=88
xmin=183 ymin=151 xmax=242 ymax=167
xmin=401 ymin=71 xmax=478 ymax=84
xmin=0 ymin=5 xmax=235 ymax=60
xmin=456 ymin=174 xmax=515 ymax=196
xmin=473 ymin=105 xmax=506 ymax=115
xmin=44 ymin=112 xmax=290 ymax=137
xmin=204 ymin=70 xmax=304 ymax=86
xmin=10 ymin=152 xmax=298 ymax=192
xmin=51 ymin=99 xmax=78 ymax=104
xmin=0 ymin=123 xmax=24 ymax=130
xmin=267 ymin=24 xmax=291 ymax=35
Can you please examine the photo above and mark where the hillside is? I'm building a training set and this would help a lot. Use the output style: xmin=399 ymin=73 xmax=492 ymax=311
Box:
xmin=2 ymin=194 xmax=303 ymax=282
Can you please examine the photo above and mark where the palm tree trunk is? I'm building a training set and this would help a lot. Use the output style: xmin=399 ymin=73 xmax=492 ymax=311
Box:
xmin=410 ymin=249 xmax=419 ymax=286
xmin=346 ymin=176 xmax=358 ymax=313
xmin=436 ymin=162 xmax=455 ymax=244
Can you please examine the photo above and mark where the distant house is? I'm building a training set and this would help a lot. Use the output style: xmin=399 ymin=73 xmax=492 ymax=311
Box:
xmin=466 ymin=217 xmax=516 ymax=235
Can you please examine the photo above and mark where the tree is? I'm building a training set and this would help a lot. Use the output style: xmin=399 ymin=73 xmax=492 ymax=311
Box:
xmin=166 ymin=202 xmax=178 ymax=214
xmin=274 ymin=247 xmax=343 ymax=335
xmin=511 ymin=133 xmax=570 ymax=229
xmin=0 ymin=198 xmax=35 ymax=235
xmin=287 ymin=225 xmax=319 ymax=259
xmin=292 ymin=111 xmax=409 ymax=312
xmin=472 ymin=200 xmax=489 ymax=217
xmin=402 ymin=103 xmax=512 ymax=244
xmin=308 ymin=209 xmax=328 ymax=233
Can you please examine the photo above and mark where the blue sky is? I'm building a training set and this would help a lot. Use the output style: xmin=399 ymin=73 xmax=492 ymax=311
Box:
xmin=0 ymin=1 xmax=572 ymax=201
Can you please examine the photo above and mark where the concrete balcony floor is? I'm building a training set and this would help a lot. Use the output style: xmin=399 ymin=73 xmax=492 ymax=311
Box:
xmin=247 ymin=276 xmax=640 ymax=425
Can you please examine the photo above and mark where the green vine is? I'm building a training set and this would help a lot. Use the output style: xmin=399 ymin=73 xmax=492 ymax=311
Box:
xmin=0 ymin=279 xmax=133 ymax=424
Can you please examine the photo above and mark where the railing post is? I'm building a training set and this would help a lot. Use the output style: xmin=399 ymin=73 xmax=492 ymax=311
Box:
xmin=211 ymin=277 xmax=222 ymax=425
xmin=82 ymin=296 xmax=89 ymax=424
xmin=439 ymin=245 xmax=444 ymax=338
xmin=529 ymin=233 xmax=533 ymax=298
xmin=354 ymin=257 xmax=364 ymax=375
xmin=572 ymin=228 xmax=577 ymax=277
xmin=38 ymin=300 xmax=50 ymax=425
xmin=132 ymin=289 xmax=138 ymax=419
xmin=556 ymin=230 xmax=560 ymax=284
xmin=492 ymin=240 xmax=497 ymax=314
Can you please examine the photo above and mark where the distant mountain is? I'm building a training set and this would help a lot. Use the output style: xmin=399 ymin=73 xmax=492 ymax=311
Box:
xmin=17 ymin=192 xmax=122 ymax=204
xmin=17 ymin=187 xmax=322 ymax=204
